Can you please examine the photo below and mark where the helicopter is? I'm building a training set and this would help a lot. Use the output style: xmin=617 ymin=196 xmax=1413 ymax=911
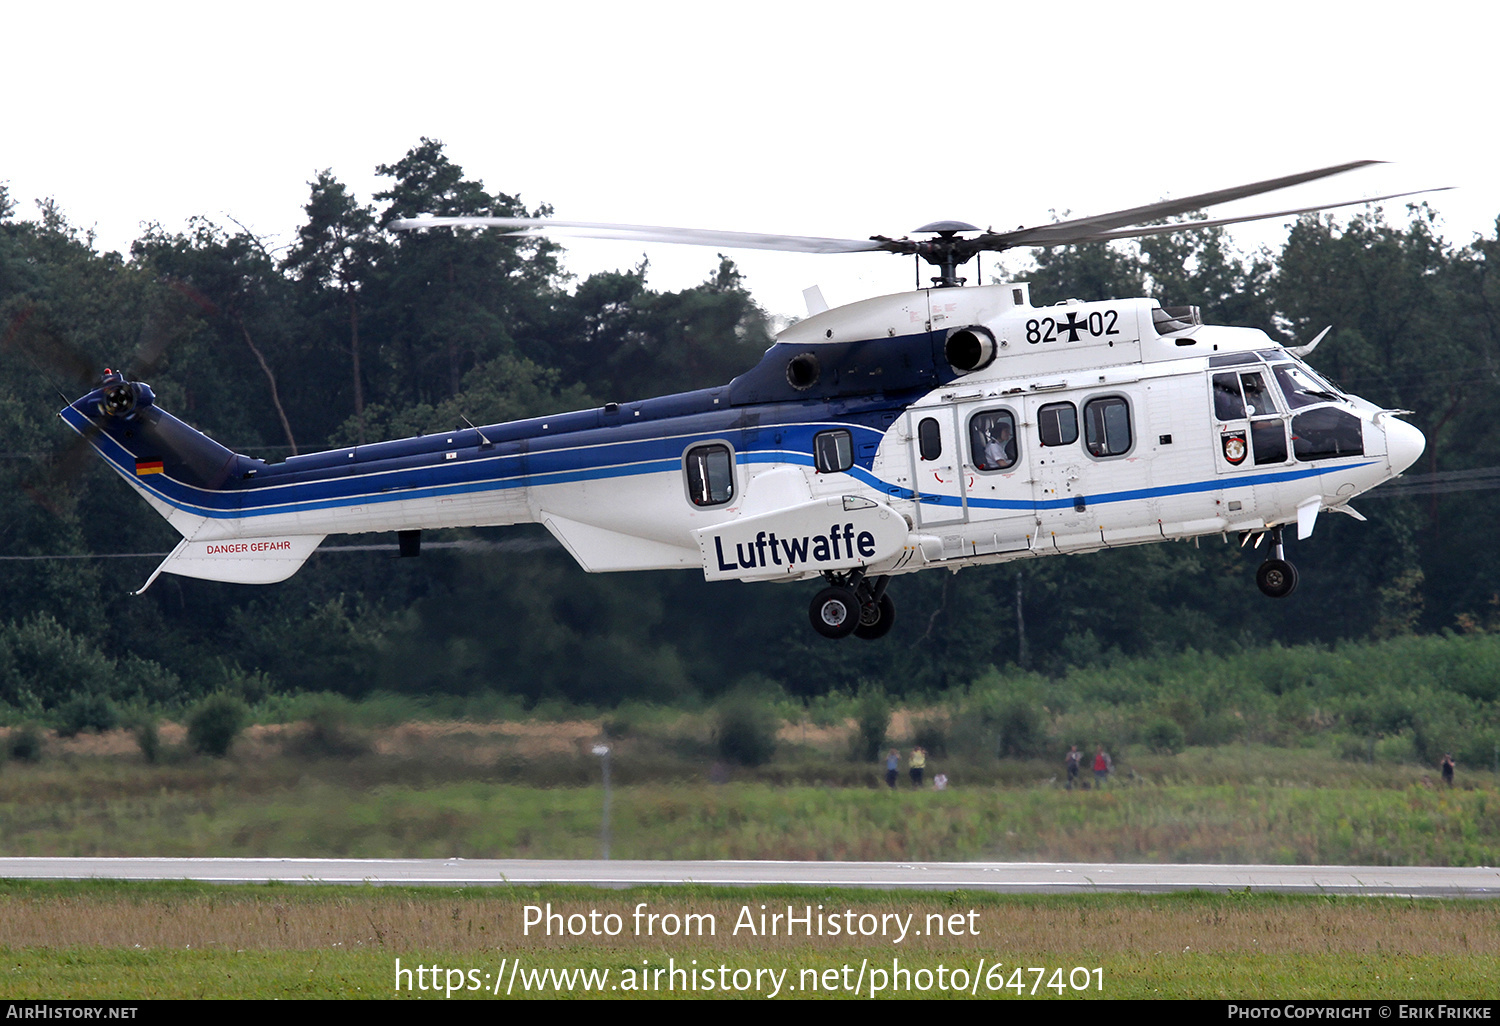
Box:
xmin=60 ymin=160 xmax=1432 ymax=639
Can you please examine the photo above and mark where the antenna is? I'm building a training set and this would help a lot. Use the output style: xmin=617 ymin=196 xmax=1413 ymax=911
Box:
xmin=460 ymin=414 xmax=494 ymax=450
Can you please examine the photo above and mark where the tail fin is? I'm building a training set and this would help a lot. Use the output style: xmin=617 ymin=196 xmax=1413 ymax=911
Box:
xmin=62 ymin=373 xmax=324 ymax=590
xmin=60 ymin=373 xmax=243 ymax=538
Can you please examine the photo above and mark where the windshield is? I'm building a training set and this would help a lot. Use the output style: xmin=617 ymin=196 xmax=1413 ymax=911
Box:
xmin=1271 ymin=362 xmax=1343 ymax=409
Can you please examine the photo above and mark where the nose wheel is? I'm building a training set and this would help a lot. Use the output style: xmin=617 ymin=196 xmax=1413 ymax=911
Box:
xmin=1255 ymin=526 xmax=1298 ymax=598
xmin=809 ymin=574 xmax=896 ymax=639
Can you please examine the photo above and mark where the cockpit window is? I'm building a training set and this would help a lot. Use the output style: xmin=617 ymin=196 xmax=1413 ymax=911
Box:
xmin=1272 ymin=363 xmax=1343 ymax=410
xmin=1240 ymin=372 xmax=1276 ymax=417
xmin=1292 ymin=408 xmax=1363 ymax=461
xmin=1213 ymin=373 xmax=1245 ymax=421
xmin=1208 ymin=353 xmax=1262 ymax=368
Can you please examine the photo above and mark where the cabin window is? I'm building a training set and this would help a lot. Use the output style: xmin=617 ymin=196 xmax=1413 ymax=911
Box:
xmin=1038 ymin=402 xmax=1078 ymax=447
xmin=1083 ymin=396 xmax=1132 ymax=457
xmin=1292 ymin=408 xmax=1363 ymax=462
xmin=684 ymin=443 xmax=735 ymax=506
xmin=814 ymin=429 xmax=854 ymax=474
xmin=917 ymin=417 xmax=942 ymax=461
xmin=969 ymin=410 xmax=1018 ymax=471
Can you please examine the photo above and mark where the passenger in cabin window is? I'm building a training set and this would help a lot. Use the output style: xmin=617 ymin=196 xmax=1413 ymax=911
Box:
xmin=975 ymin=415 xmax=1017 ymax=471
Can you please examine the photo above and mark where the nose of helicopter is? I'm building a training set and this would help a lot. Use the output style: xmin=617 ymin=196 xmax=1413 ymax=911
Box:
xmin=1385 ymin=416 xmax=1425 ymax=476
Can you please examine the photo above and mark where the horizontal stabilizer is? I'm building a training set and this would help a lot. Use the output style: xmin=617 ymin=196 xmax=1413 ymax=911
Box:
xmin=541 ymin=514 xmax=700 ymax=572
xmin=134 ymin=535 xmax=326 ymax=593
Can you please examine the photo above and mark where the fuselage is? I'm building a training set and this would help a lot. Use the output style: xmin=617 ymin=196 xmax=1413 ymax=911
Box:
xmin=62 ymin=282 xmax=1425 ymax=590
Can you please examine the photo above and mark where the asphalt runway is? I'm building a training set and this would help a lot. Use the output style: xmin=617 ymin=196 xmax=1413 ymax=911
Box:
xmin=1 ymin=858 xmax=1496 ymax=897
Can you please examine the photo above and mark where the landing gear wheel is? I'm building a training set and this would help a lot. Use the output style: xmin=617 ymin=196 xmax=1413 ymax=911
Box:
xmin=853 ymin=593 xmax=897 ymax=641
xmin=1256 ymin=558 xmax=1299 ymax=598
xmin=809 ymin=587 xmax=860 ymax=639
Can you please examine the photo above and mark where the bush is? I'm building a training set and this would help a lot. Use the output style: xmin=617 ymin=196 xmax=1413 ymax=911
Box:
xmin=986 ymin=697 xmax=1047 ymax=759
xmin=7 ymin=724 xmax=43 ymax=762
xmin=135 ymin=719 xmax=161 ymax=764
xmin=288 ymin=699 xmax=372 ymax=759
xmin=56 ymin=693 xmax=119 ymax=738
xmin=911 ymin=714 xmax=950 ymax=758
xmin=715 ymin=697 xmax=779 ymax=767
xmin=187 ymin=694 xmax=248 ymax=758
xmin=1144 ymin=717 xmax=1185 ymax=755
xmin=851 ymin=688 xmax=890 ymax=762
xmin=1374 ymin=733 xmax=1417 ymax=765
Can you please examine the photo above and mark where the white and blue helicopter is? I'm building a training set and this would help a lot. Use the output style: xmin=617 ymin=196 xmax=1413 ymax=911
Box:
xmin=62 ymin=161 xmax=1430 ymax=639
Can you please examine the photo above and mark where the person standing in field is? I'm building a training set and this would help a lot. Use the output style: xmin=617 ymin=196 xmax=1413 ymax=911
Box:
xmin=910 ymin=746 xmax=926 ymax=787
xmin=1093 ymin=746 xmax=1112 ymax=788
xmin=885 ymin=749 xmax=900 ymax=789
xmin=1441 ymin=753 xmax=1455 ymax=786
xmin=1065 ymin=745 xmax=1082 ymax=790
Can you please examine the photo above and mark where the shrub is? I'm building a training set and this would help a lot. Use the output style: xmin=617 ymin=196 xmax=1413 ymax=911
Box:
xmin=7 ymin=724 xmax=43 ymax=762
xmin=911 ymin=714 xmax=950 ymax=758
xmin=985 ymin=697 xmax=1046 ymax=759
xmin=851 ymin=688 xmax=890 ymax=762
xmin=187 ymin=694 xmax=248 ymax=758
xmin=1374 ymin=733 xmax=1417 ymax=765
xmin=56 ymin=693 xmax=119 ymax=738
xmin=135 ymin=719 xmax=161 ymax=764
xmin=1144 ymin=717 xmax=1185 ymax=755
xmin=715 ymin=697 xmax=779 ymax=767
xmin=289 ymin=699 xmax=372 ymax=758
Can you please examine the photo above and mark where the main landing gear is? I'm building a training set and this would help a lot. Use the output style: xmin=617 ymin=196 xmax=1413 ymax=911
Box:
xmin=1254 ymin=525 xmax=1299 ymax=598
xmin=809 ymin=572 xmax=896 ymax=640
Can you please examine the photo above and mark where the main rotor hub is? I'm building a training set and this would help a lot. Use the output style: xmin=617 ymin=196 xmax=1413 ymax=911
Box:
xmin=911 ymin=221 xmax=985 ymax=289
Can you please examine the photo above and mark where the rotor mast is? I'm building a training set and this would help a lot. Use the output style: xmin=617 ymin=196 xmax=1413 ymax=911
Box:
xmin=876 ymin=220 xmax=989 ymax=289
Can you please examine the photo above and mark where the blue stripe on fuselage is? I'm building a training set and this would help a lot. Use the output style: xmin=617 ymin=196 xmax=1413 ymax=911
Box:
xmin=64 ymin=397 xmax=1365 ymax=524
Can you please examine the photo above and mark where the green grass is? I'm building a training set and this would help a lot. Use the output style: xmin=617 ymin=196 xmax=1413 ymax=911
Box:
xmin=0 ymin=884 xmax=1494 ymax=999
xmin=0 ymin=763 xmax=1496 ymax=864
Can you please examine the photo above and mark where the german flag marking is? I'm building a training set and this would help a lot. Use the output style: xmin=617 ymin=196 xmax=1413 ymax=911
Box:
xmin=135 ymin=461 xmax=164 ymax=476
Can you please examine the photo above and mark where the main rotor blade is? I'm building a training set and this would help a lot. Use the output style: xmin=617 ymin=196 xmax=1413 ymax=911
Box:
xmin=390 ymin=216 xmax=887 ymax=255
xmin=991 ymin=160 xmax=1388 ymax=247
xmin=2 ymin=307 xmax=97 ymax=388
xmin=1028 ymin=186 xmax=1452 ymax=247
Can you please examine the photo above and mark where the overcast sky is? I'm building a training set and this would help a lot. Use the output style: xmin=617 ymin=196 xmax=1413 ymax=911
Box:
xmin=5 ymin=1 xmax=1496 ymax=321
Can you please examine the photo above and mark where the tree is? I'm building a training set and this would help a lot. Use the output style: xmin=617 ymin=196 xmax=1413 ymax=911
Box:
xmin=549 ymin=256 xmax=774 ymax=401
xmin=371 ymin=139 xmax=562 ymax=403
xmin=282 ymin=171 xmax=379 ymax=441
xmin=132 ymin=219 xmax=303 ymax=454
xmin=1138 ymin=220 xmax=1277 ymax=334
xmin=1020 ymin=239 xmax=1146 ymax=306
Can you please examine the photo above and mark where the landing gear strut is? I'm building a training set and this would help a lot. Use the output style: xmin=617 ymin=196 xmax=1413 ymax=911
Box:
xmin=808 ymin=572 xmax=896 ymax=640
xmin=1255 ymin=526 xmax=1298 ymax=598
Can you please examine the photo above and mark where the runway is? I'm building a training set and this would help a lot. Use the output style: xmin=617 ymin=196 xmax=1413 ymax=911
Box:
xmin=1 ymin=858 xmax=1496 ymax=897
